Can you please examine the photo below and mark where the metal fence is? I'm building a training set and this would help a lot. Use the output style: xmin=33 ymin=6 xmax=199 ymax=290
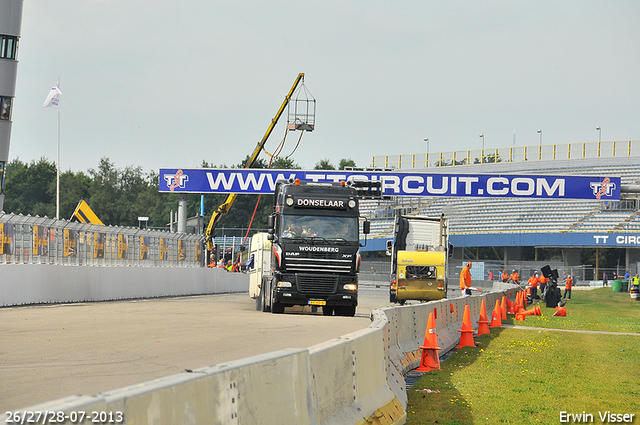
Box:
xmin=372 ymin=140 xmax=640 ymax=170
xmin=0 ymin=213 xmax=205 ymax=267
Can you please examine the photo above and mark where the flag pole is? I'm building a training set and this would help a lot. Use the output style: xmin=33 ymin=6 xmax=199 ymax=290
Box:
xmin=56 ymin=77 xmax=60 ymax=220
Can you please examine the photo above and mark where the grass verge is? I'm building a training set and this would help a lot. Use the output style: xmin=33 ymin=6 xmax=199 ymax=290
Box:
xmin=406 ymin=288 xmax=640 ymax=424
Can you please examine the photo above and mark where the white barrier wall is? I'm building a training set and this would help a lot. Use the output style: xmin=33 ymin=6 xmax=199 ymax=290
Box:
xmin=0 ymin=265 xmax=249 ymax=307
xmin=5 ymin=281 xmax=522 ymax=425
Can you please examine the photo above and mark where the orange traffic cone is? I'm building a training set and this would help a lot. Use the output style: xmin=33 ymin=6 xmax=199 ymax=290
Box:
xmin=450 ymin=303 xmax=454 ymax=313
xmin=476 ymin=299 xmax=490 ymax=336
xmin=553 ymin=306 xmax=567 ymax=317
xmin=490 ymin=299 xmax=502 ymax=328
xmin=515 ymin=305 xmax=542 ymax=321
xmin=505 ymin=297 xmax=515 ymax=314
xmin=457 ymin=305 xmax=475 ymax=348
xmin=500 ymin=296 xmax=507 ymax=320
xmin=515 ymin=292 xmax=525 ymax=314
xmin=415 ymin=312 xmax=442 ymax=372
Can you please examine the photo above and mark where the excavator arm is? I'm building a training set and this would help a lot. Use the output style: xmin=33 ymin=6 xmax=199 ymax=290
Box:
xmin=205 ymin=73 xmax=305 ymax=250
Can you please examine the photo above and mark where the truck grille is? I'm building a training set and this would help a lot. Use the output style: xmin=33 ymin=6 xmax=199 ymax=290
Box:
xmin=284 ymin=251 xmax=353 ymax=273
xmin=297 ymin=274 xmax=339 ymax=295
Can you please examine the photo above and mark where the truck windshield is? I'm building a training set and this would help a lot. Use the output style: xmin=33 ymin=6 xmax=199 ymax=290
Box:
xmin=280 ymin=215 xmax=358 ymax=242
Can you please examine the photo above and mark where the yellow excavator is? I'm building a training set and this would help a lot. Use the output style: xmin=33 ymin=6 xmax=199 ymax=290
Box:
xmin=71 ymin=200 xmax=104 ymax=225
xmin=204 ymin=73 xmax=313 ymax=253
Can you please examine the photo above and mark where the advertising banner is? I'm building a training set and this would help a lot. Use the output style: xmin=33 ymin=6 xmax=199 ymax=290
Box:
xmin=159 ymin=237 xmax=168 ymax=260
xmin=195 ymin=240 xmax=202 ymax=263
xmin=63 ymin=229 xmax=77 ymax=257
xmin=158 ymin=168 xmax=621 ymax=201
xmin=178 ymin=240 xmax=186 ymax=261
xmin=140 ymin=236 xmax=150 ymax=260
xmin=93 ymin=233 xmax=105 ymax=259
xmin=118 ymin=234 xmax=128 ymax=260
xmin=0 ymin=223 xmax=14 ymax=255
xmin=32 ymin=225 xmax=48 ymax=256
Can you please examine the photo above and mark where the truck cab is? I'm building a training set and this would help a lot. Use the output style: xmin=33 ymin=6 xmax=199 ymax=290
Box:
xmin=255 ymin=179 xmax=370 ymax=316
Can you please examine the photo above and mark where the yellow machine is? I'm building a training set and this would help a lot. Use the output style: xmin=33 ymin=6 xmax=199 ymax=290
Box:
xmin=71 ymin=200 xmax=104 ymax=226
xmin=204 ymin=73 xmax=313 ymax=252
xmin=389 ymin=215 xmax=448 ymax=305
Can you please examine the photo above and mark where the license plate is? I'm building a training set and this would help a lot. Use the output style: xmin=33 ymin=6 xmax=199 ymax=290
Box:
xmin=308 ymin=300 xmax=326 ymax=306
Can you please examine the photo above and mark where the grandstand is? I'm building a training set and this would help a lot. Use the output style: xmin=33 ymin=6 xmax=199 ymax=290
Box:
xmin=362 ymin=143 xmax=640 ymax=276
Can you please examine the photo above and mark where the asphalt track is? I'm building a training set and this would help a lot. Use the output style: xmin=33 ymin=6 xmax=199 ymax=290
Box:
xmin=0 ymin=285 xmax=393 ymax=412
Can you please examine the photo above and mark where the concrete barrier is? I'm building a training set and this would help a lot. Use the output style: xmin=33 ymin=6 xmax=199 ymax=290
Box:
xmin=4 ymin=283 xmax=522 ymax=424
xmin=0 ymin=264 xmax=249 ymax=307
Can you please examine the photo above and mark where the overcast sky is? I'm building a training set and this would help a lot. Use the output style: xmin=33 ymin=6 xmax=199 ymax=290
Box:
xmin=9 ymin=1 xmax=640 ymax=174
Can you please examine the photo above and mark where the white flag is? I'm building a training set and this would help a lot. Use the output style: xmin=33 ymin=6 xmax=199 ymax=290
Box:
xmin=43 ymin=84 xmax=62 ymax=109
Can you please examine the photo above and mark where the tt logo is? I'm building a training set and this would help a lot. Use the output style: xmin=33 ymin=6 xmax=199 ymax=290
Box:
xmin=164 ymin=170 xmax=189 ymax=191
xmin=590 ymin=178 xmax=615 ymax=199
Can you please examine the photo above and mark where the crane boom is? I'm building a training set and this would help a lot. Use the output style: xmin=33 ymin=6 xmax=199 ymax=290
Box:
xmin=205 ymin=73 xmax=306 ymax=251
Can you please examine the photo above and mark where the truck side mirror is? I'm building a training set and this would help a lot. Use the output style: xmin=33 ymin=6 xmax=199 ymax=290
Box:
xmin=267 ymin=215 xmax=275 ymax=241
xmin=363 ymin=220 xmax=370 ymax=235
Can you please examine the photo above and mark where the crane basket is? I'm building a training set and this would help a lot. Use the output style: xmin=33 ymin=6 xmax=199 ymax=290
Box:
xmin=287 ymin=81 xmax=315 ymax=131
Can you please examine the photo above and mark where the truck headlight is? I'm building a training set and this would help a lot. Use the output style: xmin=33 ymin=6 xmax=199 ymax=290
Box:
xmin=343 ymin=283 xmax=357 ymax=291
xmin=277 ymin=281 xmax=292 ymax=288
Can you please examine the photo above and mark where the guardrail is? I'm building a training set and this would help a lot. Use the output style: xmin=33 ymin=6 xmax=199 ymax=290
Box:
xmin=372 ymin=140 xmax=640 ymax=170
xmin=5 ymin=283 xmax=522 ymax=424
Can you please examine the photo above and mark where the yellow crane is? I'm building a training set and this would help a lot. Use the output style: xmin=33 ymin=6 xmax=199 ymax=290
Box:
xmin=204 ymin=73 xmax=311 ymax=251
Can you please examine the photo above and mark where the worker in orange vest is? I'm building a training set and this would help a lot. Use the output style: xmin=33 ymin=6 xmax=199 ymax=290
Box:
xmin=460 ymin=262 xmax=472 ymax=297
xmin=563 ymin=274 xmax=573 ymax=300
xmin=509 ymin=270 xmax=519 ymax=284
xmin=501 ymin=270 xmax=508 ymax=282
xmin=528 ymin=272 xmax=539 ymax=300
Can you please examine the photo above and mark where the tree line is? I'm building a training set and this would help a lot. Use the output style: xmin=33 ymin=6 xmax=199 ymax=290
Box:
xmin=2 ymin=156 xmax=357 ymax=235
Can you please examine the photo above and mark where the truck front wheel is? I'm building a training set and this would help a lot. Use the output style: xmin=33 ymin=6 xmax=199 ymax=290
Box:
xmin=335 ymin=305 xmax=356 ymax=317
xmin=260 ymin=278 xmax=271 ymax=312
xmin=271 ymin=286 xmax=284 ymax=314
xmin=271 ymin=300 xmax=284 ymax=314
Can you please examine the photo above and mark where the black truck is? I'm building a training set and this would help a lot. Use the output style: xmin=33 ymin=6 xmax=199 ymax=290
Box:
xmin=257 ymin=179 xmax=373 ymax=316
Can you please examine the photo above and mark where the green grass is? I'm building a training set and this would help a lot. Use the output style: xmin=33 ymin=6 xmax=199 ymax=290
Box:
xmin=512 ymin=288 xmax=640 ymax=333
xmin=406 ymin=289 xmax=640 ymax=424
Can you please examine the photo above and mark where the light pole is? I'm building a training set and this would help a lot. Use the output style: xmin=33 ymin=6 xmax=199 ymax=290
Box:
xmin=596 ymin=126 xmax=601 ymax=142
xmin=537 ymin=129 xmax=542 ymax=145
xmin=479 ymin=134 xmax=484 ymax=163
xmin=424 ymin=138 xmax=429 ymax=167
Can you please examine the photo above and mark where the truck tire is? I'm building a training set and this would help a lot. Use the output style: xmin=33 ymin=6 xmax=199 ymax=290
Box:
xmin=255 ymin=290 xmax=262 ymax=311
xmin=271 ymin=286 xmax=284 ymax=314
xmin=322 ymin=306 xmax=334 ymax=316
xmin=262 ymin=278 xmax=271 ymax=312
xmin=335 ymin=306 xmax=356 ymax=317
xmin=271 ymin=300 xmax=284 ymax=314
